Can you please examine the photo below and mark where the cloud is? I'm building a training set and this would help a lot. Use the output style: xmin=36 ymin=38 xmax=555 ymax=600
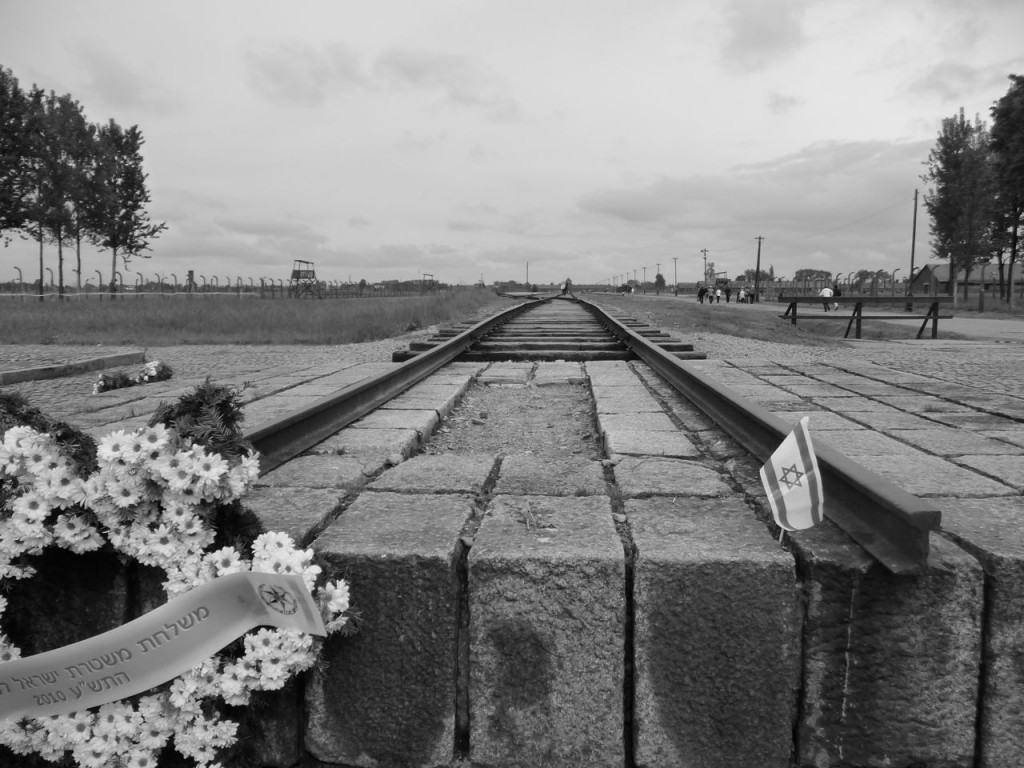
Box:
xmin=372 ymin=48 xmax=521 ymax=121
xmin=72 ymin=43 xmax=179 ymax=114
xmin=719 ymin=0 xmax=808 ymax=73
xmin=244 ymin=40 xmax=363 ymax=106
xmin=767 ymin=91 xmax=802 ymax=114
xmin=908 ymin=58 xmax=1023 ymax=104
xmin=575 ymin=138 xmax=932 ymax=272
xmin=447 ymin=204 xmax=538 ymax=235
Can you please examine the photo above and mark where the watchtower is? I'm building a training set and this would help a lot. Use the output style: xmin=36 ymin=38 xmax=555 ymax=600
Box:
xmin=290 ymin=259 xmax=322 ymax=299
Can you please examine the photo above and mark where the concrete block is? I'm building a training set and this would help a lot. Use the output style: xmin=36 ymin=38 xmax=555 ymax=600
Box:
xmin=604 ymin=429 xmax=701 ymax=459
xmin=2 ymin=548 xmax=129 ymax=655
xmin=790 ymin=525 xmax=983 ymax=767
xmin=306 ymin=492 xmax=475 ymax=768
xmin=597 ymin=412 xmax=676 ymax=434
xmin=940 ymin=497 xmax=1024 ymax=768
xmin=349 ymin=407 xmax=440 ymax=438
xmin=243 ymin=486 xmax=345 ymax=545
xmin=313 ymin=427 xmax=420 ymax=459
xmin=855 ymin=453 xmax=1016 ymax=497
xmin=532 ymin=361 xmax=586 ymax=385
xmin=470 ymin=495 xmax=625 ymax=768
xmin=592 ymin=394 xmax=665 ymax=414
xmin=493 ymin=453 xmax=607 ymax=496
xmin=368 ymin=452 xmax=497 ymax=494
xmin=255 ymin=453 xmax=383 ymax=489
xmin=613 ymin=456 xmax=733 ymax=498
xmin=629 ymin=497 xmax=800 ymax=768
xmin=891 ymin=427 xmax=1024 ymax=456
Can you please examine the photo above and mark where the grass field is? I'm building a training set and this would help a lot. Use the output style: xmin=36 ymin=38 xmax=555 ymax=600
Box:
xmin=0 ymin=288 xmax=968 ymax=347
xmin=588 ymin=291 xmax=973 ymax=345
xmin=0 ymin=289 xmax=512 ymax=345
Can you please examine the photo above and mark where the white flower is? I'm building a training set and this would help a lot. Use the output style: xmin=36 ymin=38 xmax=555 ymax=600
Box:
xmin=320 ymin=579 xmax=351 ymax=615
xmin=203 ymin=547 xmax=247 ymax=577
xmin=97 ymin=430 xmax=131 ymax=464
xmin=11 ymin=490 xmax=51 ymax=523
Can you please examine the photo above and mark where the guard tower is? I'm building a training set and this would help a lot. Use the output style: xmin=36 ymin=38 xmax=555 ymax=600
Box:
xmin=290 ymin=259 xmax=323 ymax=298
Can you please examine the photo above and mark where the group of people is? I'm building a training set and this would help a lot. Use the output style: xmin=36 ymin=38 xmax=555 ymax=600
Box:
xmin=697 ymin=285 xmax=756 ymax=304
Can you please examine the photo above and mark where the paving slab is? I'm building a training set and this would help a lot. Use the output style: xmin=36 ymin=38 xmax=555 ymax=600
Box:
xmin=629 ymin=497 xmax=799 ymax=768
xmin=532 ymin=361 xmax=586 ymax=385
xmin=256 ymin=453 xmax=385 ymax=489
xmin=367 ymin=452 xmax=497 ymax=494
xmin=854 ymin=453 xmax=1018 ymax=497
xmin=937 ymin=411 xmax=1024 ymax=430
xmin=661 ymin=399 xmax=718 ymax=431
xmin=590 ymin=383 xmax=652 ymax=399
xmin=889 ymin=427 xmax=1024 ymax=457
xmin=349 ymin=408 xmax=440 ymax=438
xmin=613 ymin=456 xmax=733 ymax=498
xmin=604 ymin=429 xmax=701 ymax=459
xmin=769 ymin=410 xmax=867 ymax=430
xmin=815 ymin=428 xmax=928 ymax=457
xmin=469 ymin=494 xmax=624 ymax=768
xmin=787 ymin=525 xmax=983 ymax=767
xmin=723 ymin=385 xmax=806 ymax=404
xmin=478 ymin=363 xmax=534 ymax=385
xmin=313 ymin=427 xmax=421 ymax=459
xmin=956 ymin=455 xmax=1024 ymax=492
xmin=939 ymin=496 xmax=1024 ymax=768
xmin=307 ymin=492 xmax=474 ymax=768
xmin=493 ymin=453 xmax=607 ymax=496
xmin=873 ymin=394 xmax=976 ymax=413
xmin=840 ymin=408 xmax=947 ymax=430
xmin=592 ymin=393 xmax=664 ymax=414
xmin=809 ymin=397 xmax=906 ymax=413
xmin=597 ymin=412 xmax=677 ymax=434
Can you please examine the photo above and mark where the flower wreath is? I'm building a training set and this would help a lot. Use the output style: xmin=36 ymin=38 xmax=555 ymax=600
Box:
xmin=93 ymin=360 xmax=173 ymax=395
xmin=0 ymin=386 xmax=353 ymax=768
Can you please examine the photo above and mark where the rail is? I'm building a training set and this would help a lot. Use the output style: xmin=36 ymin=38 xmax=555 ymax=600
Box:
xmin=246 ymin=298 xmax=545 ymax=472
xmin=248 ymin=295 xmax=940 ymax=574
xmin=580 ymin=296 xmax=940 ymax=574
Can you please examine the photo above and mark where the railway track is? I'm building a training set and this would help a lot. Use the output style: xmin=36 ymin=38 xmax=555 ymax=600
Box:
xmin=247 ymin=295 xmax=939 ymax=575
xmin=237 ymin=295 xmax=980 ymax=767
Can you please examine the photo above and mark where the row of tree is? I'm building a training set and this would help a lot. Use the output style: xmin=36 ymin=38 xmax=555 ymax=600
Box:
xmin=0 ymin=64 xmax=166 ymax=297
xmin=922 ymin=74 xmax=1024 ymax=305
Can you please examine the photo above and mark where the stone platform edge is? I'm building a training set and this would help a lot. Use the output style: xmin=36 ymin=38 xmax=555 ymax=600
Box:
xmin=0 ymin=351 xmax=146 ymax=385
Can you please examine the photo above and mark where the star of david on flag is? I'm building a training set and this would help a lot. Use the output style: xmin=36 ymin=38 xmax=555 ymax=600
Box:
xmin=759 ymin=416 xmax=824 ymax=531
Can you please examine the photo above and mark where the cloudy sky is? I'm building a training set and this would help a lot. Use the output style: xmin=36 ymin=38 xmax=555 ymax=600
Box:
xmin=2 ymin=0 xmax=1023 ymax=289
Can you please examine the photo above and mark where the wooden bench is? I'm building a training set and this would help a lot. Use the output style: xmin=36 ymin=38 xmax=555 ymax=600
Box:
xmin=779 ymin=295 xmax=955 ymax=339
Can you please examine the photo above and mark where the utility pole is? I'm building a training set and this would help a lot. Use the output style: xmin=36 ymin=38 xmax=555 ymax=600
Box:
xmin=673 ymin=256 xmax=678 ymax=296
xmin=907 ymin=189 xmax=918 ymax=307
xmin=754 ymin=236 xmax=764 ymax=303
xmin=656 ymin=263 xmax=661 ymax=295
xmin=642 ymin=266 xmax=647 ymax=293
xmin=700 ymin=249 xmax=709 ymax=283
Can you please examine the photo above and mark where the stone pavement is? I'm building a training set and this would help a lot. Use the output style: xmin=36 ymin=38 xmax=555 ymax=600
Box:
xmin=2 ymin=334 xmax=1024 ymax=766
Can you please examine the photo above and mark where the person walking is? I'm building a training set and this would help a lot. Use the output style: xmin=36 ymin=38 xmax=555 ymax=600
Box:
xmin=697 ymin=285 xmax=707 ymax=304
xmin=818 ymin=285 xmax=834 ymax=312
xmin=715 ymin=287 xmax=722 ymax=304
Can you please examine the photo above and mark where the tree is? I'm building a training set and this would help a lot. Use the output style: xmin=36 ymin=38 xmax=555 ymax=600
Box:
xmin=743 ymin=268 xmax=772 ymax=283
xmin=793 ymin=269 xmax=831 ymax=284
xmin=40 ymin=91 xmax=88 ymax=299
xmin=922 ymin=108 xmax=996 ymax=301
xmin=990 ymin=75 xmax=1024 ymax=308
xmin=87 ymin=120 xmax=166 ymax=293
xmin=0 ymin=66 xmax=29 ymax=246
xmin=654 ymin=272 xmax=665 ymax=293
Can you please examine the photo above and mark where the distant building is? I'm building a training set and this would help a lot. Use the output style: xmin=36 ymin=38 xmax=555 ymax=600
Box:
xmin=910 ymin=264 xmax=996 ymax=294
